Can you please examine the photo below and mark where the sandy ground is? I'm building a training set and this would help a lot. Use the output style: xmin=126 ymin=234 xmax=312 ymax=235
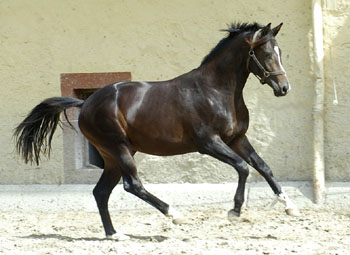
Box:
xmin=0 ymin=184 xmax=349 ymax=255
xmin=0 ymin=183 xmax=350 ymax=255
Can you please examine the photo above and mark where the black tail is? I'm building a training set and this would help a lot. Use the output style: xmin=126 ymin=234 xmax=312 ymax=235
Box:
xmin=13 ymin=97 xmax=85 ymax=165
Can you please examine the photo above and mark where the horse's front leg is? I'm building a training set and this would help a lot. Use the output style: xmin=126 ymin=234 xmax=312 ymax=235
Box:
xmin=196 ymin=135 xmax=249 ymax=218
xmin=230 ymin=135 xmax=300 ymax=216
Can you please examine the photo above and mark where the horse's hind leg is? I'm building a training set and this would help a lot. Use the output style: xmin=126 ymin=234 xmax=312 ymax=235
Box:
xmin=92 ymin=159 xmax=130 ymax=240
xmin=117 ymin=145 xmax=186 ymax=224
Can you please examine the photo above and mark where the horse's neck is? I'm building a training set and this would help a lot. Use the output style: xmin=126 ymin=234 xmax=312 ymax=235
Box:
xmin=199 ymin=49 xmax=249 ymax=95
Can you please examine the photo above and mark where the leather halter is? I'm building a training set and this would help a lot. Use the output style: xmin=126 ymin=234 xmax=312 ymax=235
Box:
xmin=247 ymin=30 xmax=286 ymax=84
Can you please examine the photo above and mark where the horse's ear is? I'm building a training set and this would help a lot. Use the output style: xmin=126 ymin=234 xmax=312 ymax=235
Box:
xmin=272 ymin=23 xmax=283 ymax=37
xmin=261 ymin=23 xmax=271 ymax=36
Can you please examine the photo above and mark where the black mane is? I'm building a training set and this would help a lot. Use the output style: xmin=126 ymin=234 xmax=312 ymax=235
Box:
xmin=201 ymin=22 xmax=263 ymax=66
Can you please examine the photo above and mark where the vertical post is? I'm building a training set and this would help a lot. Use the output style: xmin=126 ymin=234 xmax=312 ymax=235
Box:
xmin=312 ymin=0 xmax=325 ymax=204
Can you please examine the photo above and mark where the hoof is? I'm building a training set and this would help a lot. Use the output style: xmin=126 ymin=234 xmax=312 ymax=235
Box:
xmin=172 ymin=217 xmax=188 ymax=225
xmin=166 ymin=206 xmax=187 ymax=224
xmin=285 ymin=207 xmax=301 ymax=217
xmin=227 ymin=209 xmax=240 ymax=222
xmin=106 ymin=233 xmax=130 ymax=241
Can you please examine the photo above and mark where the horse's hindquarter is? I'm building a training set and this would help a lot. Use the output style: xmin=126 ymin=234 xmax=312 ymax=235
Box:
xmin=117 ymin=81 xmax=196 ymax=155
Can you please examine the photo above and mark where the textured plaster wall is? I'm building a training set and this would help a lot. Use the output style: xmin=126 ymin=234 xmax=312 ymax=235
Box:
xmin=323 ymin=0 xmax=350 ymax=181
xmin=0 ymin=0 xmax=320 ymax=184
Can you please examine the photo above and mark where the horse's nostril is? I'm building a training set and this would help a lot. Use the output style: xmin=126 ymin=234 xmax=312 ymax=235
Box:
xmin=282 ymin=85 xmax=288 ymax=94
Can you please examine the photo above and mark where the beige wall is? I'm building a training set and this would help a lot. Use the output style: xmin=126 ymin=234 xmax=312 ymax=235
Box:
xmin=0 ymin=0 xmax=347 ymax=184
xmin=323 ymin=0 xmax=350 ymax=181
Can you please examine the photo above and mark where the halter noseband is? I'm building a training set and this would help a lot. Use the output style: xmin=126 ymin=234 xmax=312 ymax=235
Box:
xmin=247 ymin=30 xmax=286 ymax=84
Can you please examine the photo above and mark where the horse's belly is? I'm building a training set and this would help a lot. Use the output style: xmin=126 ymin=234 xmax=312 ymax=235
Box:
xmin=131 ymin=136 xmax=196 ymax=156
xmin=138 ymin=142 xmax=196 ymax=156
xmin=126 ymin=126 xmax=196 ymax=156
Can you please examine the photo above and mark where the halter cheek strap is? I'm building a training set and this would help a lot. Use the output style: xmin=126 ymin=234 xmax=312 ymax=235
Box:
xmin=247 ymin=30 xmax=286 ymax=84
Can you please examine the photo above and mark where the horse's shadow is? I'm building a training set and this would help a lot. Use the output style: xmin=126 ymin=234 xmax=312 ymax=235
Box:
xmin=20 ymin=233 xmax=169 ymax=242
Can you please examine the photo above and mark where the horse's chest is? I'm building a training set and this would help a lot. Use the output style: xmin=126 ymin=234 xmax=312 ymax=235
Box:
xmin=219 ymin=119 xmax=239 ymax=142
xmin=218 ymin=109 xmax=249 ymax=143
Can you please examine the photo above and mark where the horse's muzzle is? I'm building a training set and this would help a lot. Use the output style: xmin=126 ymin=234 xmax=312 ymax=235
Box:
xmin=271 ymin=80 xmax=291 ymax=97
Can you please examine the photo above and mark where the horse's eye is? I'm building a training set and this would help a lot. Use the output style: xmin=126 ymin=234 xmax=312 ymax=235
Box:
xmin=265 ymin=53 xmax=273 ymax=59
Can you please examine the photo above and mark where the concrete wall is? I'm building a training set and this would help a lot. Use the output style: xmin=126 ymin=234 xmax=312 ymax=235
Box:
xmin=0 ymin=0 xmax=348 ymax=184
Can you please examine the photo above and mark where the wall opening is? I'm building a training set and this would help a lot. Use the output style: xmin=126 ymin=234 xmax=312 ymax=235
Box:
xmin=60 ymin=72 xmax=132 ymax=183
xmin=77 ymin=89 xmax=104 ymax=169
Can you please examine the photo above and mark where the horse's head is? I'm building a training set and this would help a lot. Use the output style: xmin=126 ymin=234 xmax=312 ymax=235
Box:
xmin=247 ymin=23 xmax=291 ymax=97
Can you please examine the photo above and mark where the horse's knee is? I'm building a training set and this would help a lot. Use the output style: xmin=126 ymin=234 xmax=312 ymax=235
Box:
xmin=123 ymin=180 xmax=132 ymax=193
xmin=263 ymin=167 xmax=274 ymax=177
xmin=236 ymin=161 xmax=249 ymax=178
xmin=122 ymin=176 xmax=143 ymax=195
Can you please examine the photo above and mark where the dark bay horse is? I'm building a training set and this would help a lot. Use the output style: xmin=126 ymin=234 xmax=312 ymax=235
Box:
xmin=14 ymin=22 xmax=299 ymax=240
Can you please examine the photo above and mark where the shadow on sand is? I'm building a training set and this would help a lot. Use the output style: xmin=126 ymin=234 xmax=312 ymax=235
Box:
xmin=20 ymin=233 xmax=169 ymax=242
